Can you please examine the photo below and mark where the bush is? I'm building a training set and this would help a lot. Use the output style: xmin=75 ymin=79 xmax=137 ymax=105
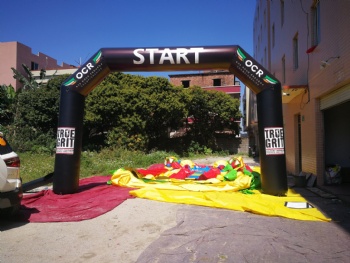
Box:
xmin=7 ymin=75 xmax=66 ymax=152
xmin=187 ymin=141 xmax=213 ymax=156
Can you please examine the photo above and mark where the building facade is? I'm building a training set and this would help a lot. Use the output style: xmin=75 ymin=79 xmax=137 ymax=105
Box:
xmin=252 ymin=0 xmax=350 ymax=185
xmin=31 ymin=68 xmax=76 ymax=86
xmin=169 ymin=70 xmax=241 ymax=100
xmin=0 ymin=41 xmax=75 ymax=90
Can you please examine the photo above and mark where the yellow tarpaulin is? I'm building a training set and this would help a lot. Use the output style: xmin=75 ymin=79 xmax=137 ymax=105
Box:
xmin=110 ymin=158 xmax=331 ymax=222
xmin=130 ymin=188 xmax=331 ymax=222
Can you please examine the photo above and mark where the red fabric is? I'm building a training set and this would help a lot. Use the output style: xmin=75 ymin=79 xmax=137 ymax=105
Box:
xmin=17 ymin=176 xmax=135 ymax=223
xmin=169 ymin=168 xmax=193 ymax=179
xmin=137 ymin=167 xmax=168 ymax=176
xmin=217 ymin=165 xmax=226 ymax=170
xmin=171 ymin=161 xmax=182 ymax=169
xmin=198 ymin=168 xmax=221 ymax=180
xmin=245 ymin=165 xmax=253 ymax=172
xmin=148 ymin=163 xmax=165 ymax=170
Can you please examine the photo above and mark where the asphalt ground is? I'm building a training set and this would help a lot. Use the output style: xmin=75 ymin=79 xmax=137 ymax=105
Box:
xmin=1 ymin=157 xmax=350 ymax=263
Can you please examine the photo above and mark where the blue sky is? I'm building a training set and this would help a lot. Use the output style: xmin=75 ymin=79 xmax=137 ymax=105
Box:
xmin=1 ymin=0 xmax=256 ymax=78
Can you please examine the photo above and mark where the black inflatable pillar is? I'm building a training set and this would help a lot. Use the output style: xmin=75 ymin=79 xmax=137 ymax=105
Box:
xmin=53 ymin=89 xmax=85 ymax=194
xmin=257 ymin=85 xmax=288 ymax=195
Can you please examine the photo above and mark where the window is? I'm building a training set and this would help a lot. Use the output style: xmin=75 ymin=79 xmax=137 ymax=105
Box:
xmin=31 ymin=62 xmax=39 ymax=70
xmin=213 ymin=78 xmax=221 ymax=86
xmin=181 ymin=80 xmax=190 ymax=88
xmin=311 ymin=0 xmax=320 ymax=46
xmin=280 ymin=0 xmax=285 ymax=27
xmin=282 ymin=55 xmax=286 ymax=83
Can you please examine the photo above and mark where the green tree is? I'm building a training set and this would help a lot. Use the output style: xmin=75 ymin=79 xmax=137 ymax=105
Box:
xmin=185 ymin=86 xmax=241 ymax=148
xmin=10 ymin=75 xmax=67 ymax=152
xmin=84 ymin=73 xmax=185 ymax=151
xmin=11 ymin=64 xmax=41 ymax=90
xmin=0 ymin=84 xmax=17 ymax=130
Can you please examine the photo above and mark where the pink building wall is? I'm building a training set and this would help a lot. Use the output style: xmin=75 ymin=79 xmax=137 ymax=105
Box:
xmin=0 ymin=41 xmax=75 ymax=90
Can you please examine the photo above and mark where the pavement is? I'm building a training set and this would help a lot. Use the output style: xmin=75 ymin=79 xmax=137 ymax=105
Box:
xmin=1 ymin=156 xmax=350 ymax=263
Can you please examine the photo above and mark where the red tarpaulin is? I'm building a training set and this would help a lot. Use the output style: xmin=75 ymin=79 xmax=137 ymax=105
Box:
xmin=17 ymin=176 xmax=134 ymax=223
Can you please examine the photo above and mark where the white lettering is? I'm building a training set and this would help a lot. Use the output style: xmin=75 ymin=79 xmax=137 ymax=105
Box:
xmin=81 ymin=67 xmax=89 ymax=74
xmin=190 ymin=48 xmax=203 ymax=63
xmin=133 ymin=47 xmax=204 ymax=65
xmin=146 ymin=48 xmax=158 ymax=64
xmin=176 ymin=48 xmax=190 ymax=64
xmin=75 ymin=63 xmax=95 ymax=79
xmin=251 ymin=65 xmax=258 ymax=72
xmin=257 ymin=69 xmax=264 ymax=77
xmin=86 ymin=63 xmax=94 ymax=70
xmin=76 ymin=72 xmax=83 ymax=79
xmin=159 ymin=48 xmax=175 ymax=64
xmin=244 ymin=59 xmax=265 ymax=77
xmin=245 ymin=60 xmax=253 ymax=67
xmin=133 ymin=49 xmax=145 ymax=64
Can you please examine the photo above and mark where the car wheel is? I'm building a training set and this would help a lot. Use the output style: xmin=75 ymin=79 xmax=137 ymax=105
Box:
xmin=0 ymin=204 xmax=20 ymax=217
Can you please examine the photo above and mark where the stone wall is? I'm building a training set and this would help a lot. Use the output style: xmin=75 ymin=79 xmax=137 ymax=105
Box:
xmin=215 ymin=135 xmax=249 ymax=155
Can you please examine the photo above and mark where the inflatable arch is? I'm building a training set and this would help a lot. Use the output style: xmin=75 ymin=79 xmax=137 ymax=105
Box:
xmin=53 ymin=45 xmax=288 ymax=196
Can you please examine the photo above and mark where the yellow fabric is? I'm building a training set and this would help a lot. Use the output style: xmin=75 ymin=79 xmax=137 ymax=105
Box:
xmin=180 ymin=159 xmax=195 ymax=168
xmin=110 ymin=164 xmax=331 ymax=222
xmin=130 ymin=188 xmax=331 ymax=222
xmin=229 ymin=156 xmax=244 ymax=169
xmin=213 ymin=160 xmax=228 ymax=168
xmin=110 ymin=168 xmax=252 ymax=192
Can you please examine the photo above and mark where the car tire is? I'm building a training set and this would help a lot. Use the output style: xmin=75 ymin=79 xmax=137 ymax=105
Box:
xmin=0 ymin=204 xmax=20 ymax=217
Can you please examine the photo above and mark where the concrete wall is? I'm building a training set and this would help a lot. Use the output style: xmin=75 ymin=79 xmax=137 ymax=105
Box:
xmin=215 ymin=135 xmax=249 ymax=155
